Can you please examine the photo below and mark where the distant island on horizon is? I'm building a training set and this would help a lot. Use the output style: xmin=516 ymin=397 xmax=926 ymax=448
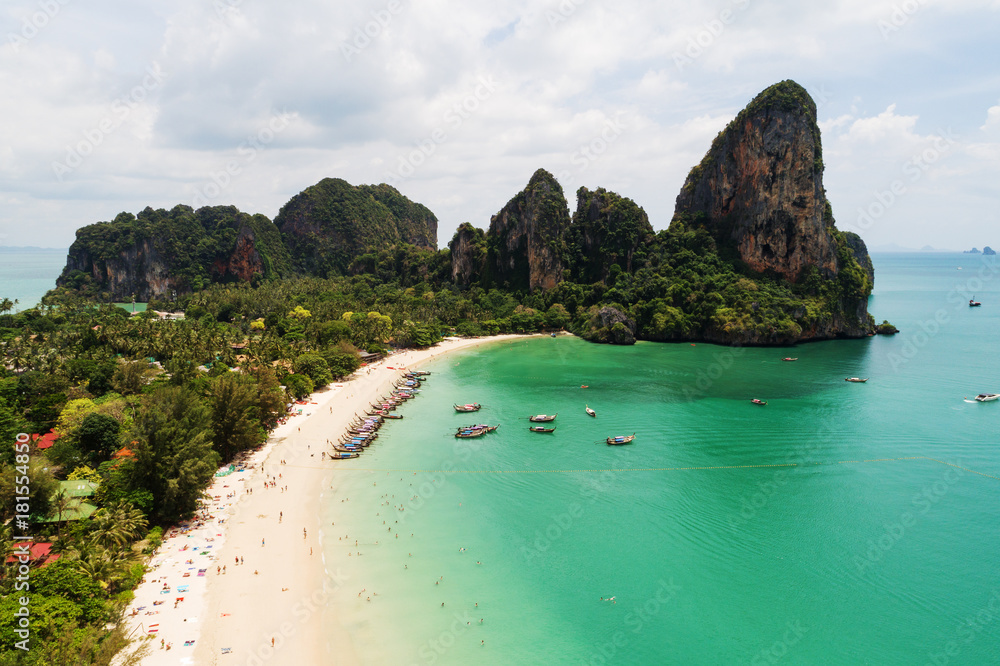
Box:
xmin=0 ymin=245 xmax=68 ymax=252
xmin=869 ymin=243 xmax=998 ymax=254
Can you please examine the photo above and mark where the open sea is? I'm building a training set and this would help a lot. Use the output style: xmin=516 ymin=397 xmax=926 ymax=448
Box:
xmin=0 ymin=247 xmax=67 ymax=310
xmin=322 ymin=253 xmax=1000 ymax=666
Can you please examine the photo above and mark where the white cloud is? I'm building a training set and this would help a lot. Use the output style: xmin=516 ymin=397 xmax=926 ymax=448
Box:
xmin=981 ymin=101 xmax=1000 ymax=133
xmin=1 ymin=0 xmax=999 ymax=250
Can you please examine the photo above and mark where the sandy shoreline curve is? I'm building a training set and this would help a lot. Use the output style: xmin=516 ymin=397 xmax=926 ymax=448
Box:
xmin=119 ymin=333 xmax=537 ymax=665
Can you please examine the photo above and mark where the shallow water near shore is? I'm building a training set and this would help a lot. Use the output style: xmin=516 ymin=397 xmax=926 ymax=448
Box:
xmin=324 ymin=253 xmax=1000 ymax=665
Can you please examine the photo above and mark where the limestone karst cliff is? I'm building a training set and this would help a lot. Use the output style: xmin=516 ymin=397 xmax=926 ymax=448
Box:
xmin=448 ymin=222 xmax=486 ymax=286
xmin=567 ymin=187 xmax=654 ymax=283
xmin=483 ymin=169 xmax=570 ymax=292
xmin=670 ymin=79 xmax=874 ymax=341
xmin=673 ymin=80 xmax=841 ymax=283
xmin=275 ymin=179 xmax=437 ymax=277
xmin=53 ymin=80 xmax=880 ymax=346
xmin=57 ymin=205 xmax=289 ymax=301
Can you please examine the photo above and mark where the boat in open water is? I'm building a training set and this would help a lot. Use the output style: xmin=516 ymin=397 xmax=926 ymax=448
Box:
xmin=529 ymin=414 xmax=557 ymax=422
xmin=606 ymin=434 xmax=635 ymax=446
xmin=455 ymin=427 xmax=488 ymax=438
xmin=529 ymin=426 xmax=556 ymax=433
xmin=586 ymin=405 xmax=596 ymax=417
xmin=974 ymin=393 xmax=999 ymax=402
xmin=456 ymin=424 xmax=499 ymax=433
xmin=969 ymin=297 xmax=982 ymax=307
xmin=845 ymin=377 xmax=869 ymax=383
xmin=454 ymin=403 xmax=482 ymax=412
xmin=751 ymin=398 xmax=767 ymax=405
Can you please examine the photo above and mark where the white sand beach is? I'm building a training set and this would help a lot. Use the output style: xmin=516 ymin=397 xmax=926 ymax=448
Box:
xmin=119 ymin=334 xmax=534 ymax=665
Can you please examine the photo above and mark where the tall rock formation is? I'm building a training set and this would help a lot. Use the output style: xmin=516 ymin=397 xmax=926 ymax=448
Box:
xmin=673 ymin=80 xmax=840 ymax=283
xmin=275 ymin=179 xmax=437 ymax=277
xmin=568 ymin=187 xmax=654 ymax=283
xmin=670 ymin=80 xmax=874 ymax=339
xmin=484 ymin=169 xmax=570 ymax=291
xmin=448 ymin=222 xmax=486 ymax=286
xmin=57 ymin=205 xmax=289 ymax=300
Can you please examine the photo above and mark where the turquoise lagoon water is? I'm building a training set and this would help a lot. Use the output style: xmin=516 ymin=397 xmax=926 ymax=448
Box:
xmin=0 ymin=248 xmax=67 ymax=310
xmin=323 ymin=254 xmax=1000 ymax=665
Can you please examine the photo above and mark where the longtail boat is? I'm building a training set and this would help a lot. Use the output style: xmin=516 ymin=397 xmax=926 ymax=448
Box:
xmin=585 ymin=405 xmax=596 ymax=417
xmin=750 ymin=399 xmax=767 ymax=405
xmin=528 ymin=414 xmax=557 ymax=422
xmin=454 ymin=403 xmax=481 ymax=412
xmin=606 ymin=433 xmax=635 ymax=446
xmin=455 ymin=428 xmax=488 ymax=438
xmin=334 ymin=444 xmax=361 ymax=452
xmin=456 ymin=424 xmax=499 ymax=433
xmin=330 ymin=452 xmax=360 ymax=460
xmin=529 ymin=426 xmax=556 ymax=433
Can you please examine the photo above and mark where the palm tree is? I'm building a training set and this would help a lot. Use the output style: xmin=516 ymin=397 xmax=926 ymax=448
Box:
xmin=73 ymin=546 xmax=127 ymax=592
xmin=50 ymin=488 xmax=73 ymax=540
xmin=90 ymin=501 xmax=148 ymax=552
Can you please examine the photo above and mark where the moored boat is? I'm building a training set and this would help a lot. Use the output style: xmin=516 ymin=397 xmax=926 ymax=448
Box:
xmin=454 ymin=403 xmax=482 ymax=412
xmin=330 ymin=452 xmax=360 ymax=459
xmin=974 ymin=393 xmax=999 ymax=402
xmin=782 ymin=357 xmax=798 ymax=361
xmin=334 ymin=444 xmax=361 ymax=453
xmin=606 ymin=433 xmax=635 ymax=446
xmin=751 ymin=398 xmax=767 ymax=405
xmin=585 ymin=405 xmax=596 ymax=417
xmin=456 ymin=424 xmax=499 ymax=433
xmin=845 ymin=377 xmax=869 ymax=383
xmin=529 ymin=426 xmax=556 ymax=433
xmin=455 ymin=428 xmax=488 ymax=438
xmin=529 ymin=414 xmax=557 ymax=422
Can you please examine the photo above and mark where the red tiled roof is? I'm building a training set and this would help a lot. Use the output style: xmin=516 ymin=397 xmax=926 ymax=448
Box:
xmin=28 ymin=431 xmax=60 ymax=450
xmin=5 ymin=542 xmax=61 ymax=567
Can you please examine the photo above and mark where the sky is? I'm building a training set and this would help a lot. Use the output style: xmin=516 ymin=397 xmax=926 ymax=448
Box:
xmin=1 ymin=0 xmax=999 ymax=253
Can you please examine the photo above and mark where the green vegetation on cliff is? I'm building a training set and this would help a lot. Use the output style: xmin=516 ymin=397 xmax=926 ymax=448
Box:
xmin=58 ymin=205 xmax=290 ymax=299
xmin=566 ymin=187 xmax=654 ymax=283
xmin=484 ymin=169 xmax=570 ymax=292
xmin=275 ymin=178 xmax=437 ymax=277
